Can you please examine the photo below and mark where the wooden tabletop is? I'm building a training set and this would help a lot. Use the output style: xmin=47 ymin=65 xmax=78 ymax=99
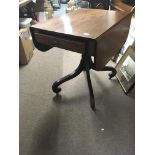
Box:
xmin=31 ymin=8 xmax=129 ymax=40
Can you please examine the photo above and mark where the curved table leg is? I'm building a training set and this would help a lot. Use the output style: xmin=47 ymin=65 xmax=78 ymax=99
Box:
xmin=52 ymin=54 xmax=96 ymax=111
xmin=102 ymin=66 xmax=117 ymax=80
xmin=52 ymin=58 xmax=84 ymax=94
xmin=86 ymin=69 xmax=96 ymax=111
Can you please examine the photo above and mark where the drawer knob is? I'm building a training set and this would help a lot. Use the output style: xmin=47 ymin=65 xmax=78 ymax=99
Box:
xmin=54 ymin=40 xmax=58 ymax=44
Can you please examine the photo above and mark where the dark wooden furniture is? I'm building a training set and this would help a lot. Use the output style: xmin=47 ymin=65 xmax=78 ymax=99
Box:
xmin=30 ymin=8 xmax=133 ymax=110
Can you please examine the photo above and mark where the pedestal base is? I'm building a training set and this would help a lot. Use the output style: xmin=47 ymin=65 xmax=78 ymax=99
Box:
xmin=52 ymin=54 xmax=117 ymax=111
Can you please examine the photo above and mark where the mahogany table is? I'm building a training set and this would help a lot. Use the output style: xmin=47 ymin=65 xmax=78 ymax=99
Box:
xmin=30 ymin=8 xmax=133 ymax=110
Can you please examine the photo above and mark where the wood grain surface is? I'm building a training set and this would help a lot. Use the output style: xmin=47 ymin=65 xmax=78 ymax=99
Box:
xmin=31 ymin=8 xmax=129 ymax=39
xmin=31 ymin=8 xmax=133 ymax=70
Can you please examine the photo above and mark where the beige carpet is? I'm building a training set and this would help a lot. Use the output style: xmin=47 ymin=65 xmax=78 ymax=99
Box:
xmin=20 ymin=48 xmax=135 ymax=155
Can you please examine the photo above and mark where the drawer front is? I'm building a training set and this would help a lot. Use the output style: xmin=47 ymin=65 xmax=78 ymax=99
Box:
xmin=34 ymin=33 xmax=85 ymax=53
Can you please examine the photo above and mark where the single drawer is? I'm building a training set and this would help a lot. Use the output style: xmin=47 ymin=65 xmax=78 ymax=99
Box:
xmin=34 ymin=33 xmax=85 ymax=53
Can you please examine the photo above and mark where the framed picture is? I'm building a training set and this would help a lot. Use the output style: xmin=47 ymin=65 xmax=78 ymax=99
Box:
xmin=115 ymin=46 xmax=135 ymax=94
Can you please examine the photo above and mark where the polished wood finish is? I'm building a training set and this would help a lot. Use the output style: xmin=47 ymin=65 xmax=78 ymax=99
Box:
xmin=94 ymin=11 xmax=133 ymax=70
xmin=30 ymin=8 xmax=134 ymax=110
xmin=31 ymin=9 xmax=128 ymax=39
xmin=102 ymin=66 xmax=117 ymax=79
xmin=31 ymin=8 xmax=133 ymax=70
xmin=34 ymin=33 xmax=86 ymax=53
xmin=52 ymin=54 xmax=96 ymax=110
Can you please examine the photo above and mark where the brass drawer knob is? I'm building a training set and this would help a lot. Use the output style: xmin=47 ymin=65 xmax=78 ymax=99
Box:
xmin=54 ymin=40 xmax=58 ymax=44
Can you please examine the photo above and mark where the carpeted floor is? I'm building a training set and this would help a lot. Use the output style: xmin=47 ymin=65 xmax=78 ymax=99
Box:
xmin=19 ymin=48 xmax=135 ymax=155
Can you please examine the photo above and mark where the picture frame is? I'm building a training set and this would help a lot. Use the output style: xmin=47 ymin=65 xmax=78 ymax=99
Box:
xmin=115 ymin=46 xmax=135 ymax=94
